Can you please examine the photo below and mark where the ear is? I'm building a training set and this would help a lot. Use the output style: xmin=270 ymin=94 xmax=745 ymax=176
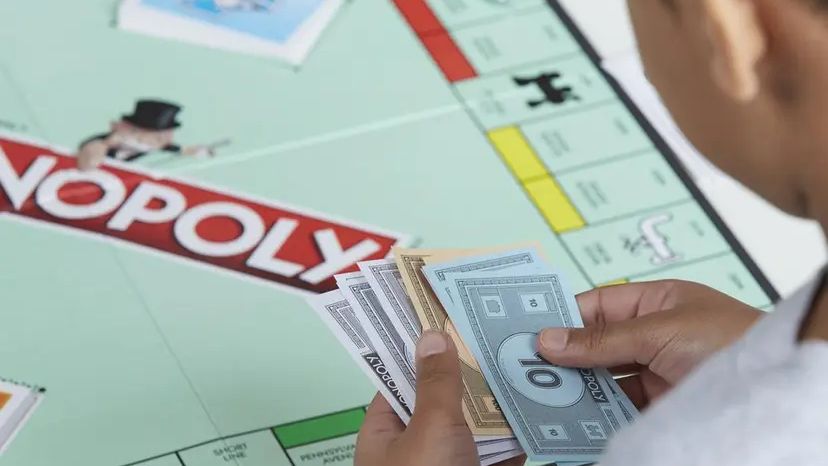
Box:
xmin=701 ymin=0 xmax=767 ymax=101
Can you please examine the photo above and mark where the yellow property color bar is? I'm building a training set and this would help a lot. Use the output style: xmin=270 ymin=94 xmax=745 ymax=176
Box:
xmin=488 ymin=126 xmax=547 ymax=182
xmin=524 ymin=177 xmax=586 ymax=232
xmin=488 ymin=126 xmax=586 ymax=233
xmin=488 ymin=126 xmax=585 ymax=232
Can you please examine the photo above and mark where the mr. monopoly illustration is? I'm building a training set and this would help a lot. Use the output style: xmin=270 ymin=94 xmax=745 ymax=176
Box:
xmin=76 ymin=99 xmax=228 ymax=171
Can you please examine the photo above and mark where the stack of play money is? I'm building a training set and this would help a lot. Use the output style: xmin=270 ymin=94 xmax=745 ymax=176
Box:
xmin=307 ymin=246 xmax=638 ymax=465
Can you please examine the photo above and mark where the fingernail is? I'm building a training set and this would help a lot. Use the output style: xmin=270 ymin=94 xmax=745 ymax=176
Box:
xmin=540 ymin=328 xmax=569 ymax=352
xmin=417 ymin=331 xmax=448 ymax=359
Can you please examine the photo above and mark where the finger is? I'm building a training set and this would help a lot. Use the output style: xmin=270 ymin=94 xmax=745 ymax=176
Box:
xmin=355 ymin=394 xmax=404 ymax=463
xmin=576 ymin=280 xmax=684 ymax=325
xmin=410 ymin=331 xmax=466 ymax=430
xmin=536 ymin=312 xmax=678 ymax=368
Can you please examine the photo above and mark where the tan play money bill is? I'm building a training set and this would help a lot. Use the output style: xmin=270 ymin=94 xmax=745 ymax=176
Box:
xmin=394 ymin=247 xmax=519 ymax=437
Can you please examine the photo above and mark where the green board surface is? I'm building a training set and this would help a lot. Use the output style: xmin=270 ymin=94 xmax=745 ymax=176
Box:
xmin=0 ymin=1 xmax=776 ymax=465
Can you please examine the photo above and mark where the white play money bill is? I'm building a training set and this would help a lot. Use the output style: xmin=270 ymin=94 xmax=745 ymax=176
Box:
xmin=475 ymin=438 xmax=520 ymax=456
xmin=336 ymin=272 xmax=418 ymax=408
xmin=358 ymin=259 xmax=422 ymax=355
xmin=480 ymin=449 xmax=524 ymax=466
xmin=308 ymin=290 xmax=411 ymax=422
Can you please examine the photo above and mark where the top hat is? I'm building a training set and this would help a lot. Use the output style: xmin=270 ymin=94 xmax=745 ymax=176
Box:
xmin=122 ymin=100 xmax=182 ymax=130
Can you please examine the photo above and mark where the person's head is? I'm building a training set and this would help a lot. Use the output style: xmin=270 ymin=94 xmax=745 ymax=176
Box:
xmin=628 ymin=0 xmax=828 ymax=221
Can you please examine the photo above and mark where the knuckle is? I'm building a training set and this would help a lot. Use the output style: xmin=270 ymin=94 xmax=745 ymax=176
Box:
xmin=651 ymin=279 xmax=682 ymax=297
xmin=414 ymin=408 xmax=454 ymax=427
xmin=416 ymin=364 xmax=452 ymax=389
xmin=412 ymin=408 xmax=467 ymax=434
xmin=583 ymin=321 xmax=610 ymax=354
xmin=647 ymin=279 xmax=684 ymax=309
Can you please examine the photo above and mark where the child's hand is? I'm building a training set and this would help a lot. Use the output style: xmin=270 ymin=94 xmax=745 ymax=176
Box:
xmin=537 ymin=280 xmax=762 ymax=408
xmin=355 ymin=331 xmax=525 ymax=466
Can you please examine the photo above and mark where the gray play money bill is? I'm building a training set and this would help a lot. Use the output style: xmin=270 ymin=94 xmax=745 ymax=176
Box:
xmin=307 ymin=290 xmax=411 ymax=422
xmin=432 ymin=273 xmax=626 ymax=463
xmin=423 ymin=248 xmax=547 ymax=308
xmin=424 ymin=249 xmax=637 ymax=426
xmin=359 ymin=259 xmax=421 ymax=353
xmin=336 ymin=272 xmax=418 ymax=407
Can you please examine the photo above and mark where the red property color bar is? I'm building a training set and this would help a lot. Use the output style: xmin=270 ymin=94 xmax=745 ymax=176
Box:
xmin=392 ymin=0 xmax=477 ymax=83
xmin=0 ymin=136 xmax=407 ymax=295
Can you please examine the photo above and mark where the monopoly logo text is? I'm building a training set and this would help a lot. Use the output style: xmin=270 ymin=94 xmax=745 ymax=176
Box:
xmin=0 ymin=137 xmax=404 ymax=294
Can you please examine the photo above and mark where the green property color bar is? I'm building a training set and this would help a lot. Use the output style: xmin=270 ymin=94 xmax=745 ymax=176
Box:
xmin=274 ymin=408 xmax=365 ymax=449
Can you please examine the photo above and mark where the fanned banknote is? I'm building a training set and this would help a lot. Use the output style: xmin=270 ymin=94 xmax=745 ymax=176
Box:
xmin=425 ymin=268 xmax=629 ymax=463
xmin=359 ymin=259 xmax=421 ymax=359
xmin=422 ymin=248 xmax=548 ymax=308
xmin=336 ymin=272 xmax=418 ymax=407
xmin=307 ymin=290 xmax=411 ymax=422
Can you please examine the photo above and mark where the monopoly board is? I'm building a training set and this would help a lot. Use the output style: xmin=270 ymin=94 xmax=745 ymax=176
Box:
xmin=0 ymin=1 xmax=777 ymax=465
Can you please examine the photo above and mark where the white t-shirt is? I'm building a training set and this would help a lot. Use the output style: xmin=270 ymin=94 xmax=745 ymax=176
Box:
xmin=601 ymin=277 xmax=828 ymax=466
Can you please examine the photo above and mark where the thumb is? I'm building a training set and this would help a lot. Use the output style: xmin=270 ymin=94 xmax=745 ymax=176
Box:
xmin=410 ymin=330 xmax=466 ymax=429
xmin=536 ymin=314 xmax=674 ymax=369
